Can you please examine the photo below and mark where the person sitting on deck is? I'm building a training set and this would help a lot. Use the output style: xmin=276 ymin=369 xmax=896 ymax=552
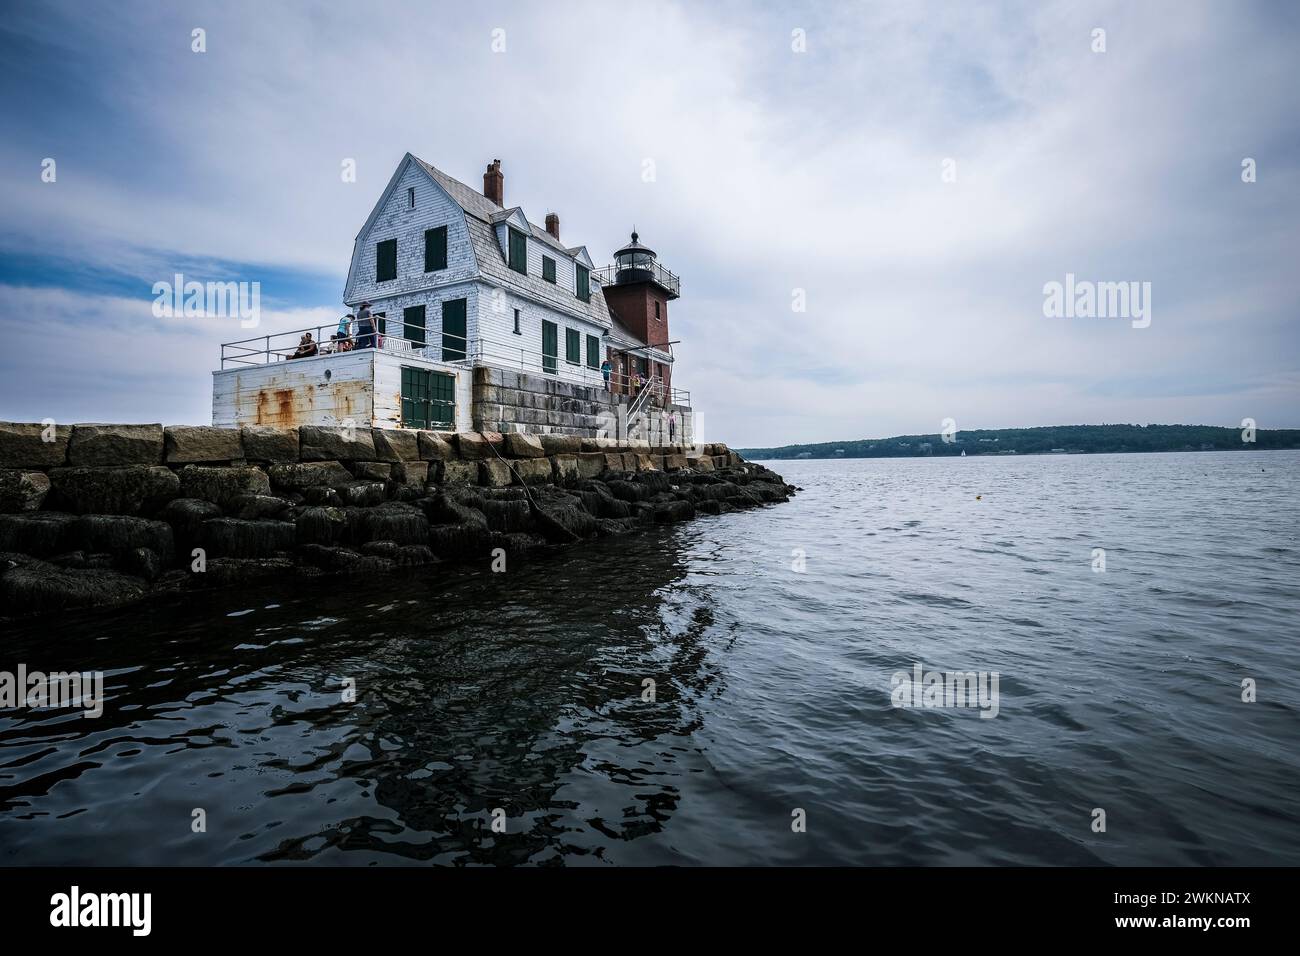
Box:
xmin=290 ymin=333 xmax=318 ymax=359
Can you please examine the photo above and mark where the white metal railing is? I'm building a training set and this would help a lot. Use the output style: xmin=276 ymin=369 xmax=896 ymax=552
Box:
xmin=219 ymin=324 xmax=691 ymax=408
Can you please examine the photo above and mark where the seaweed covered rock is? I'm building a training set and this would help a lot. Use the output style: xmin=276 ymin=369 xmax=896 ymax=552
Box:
xmin=70 ymin=515 xmax=174 ymax=562
xmin=0 ymin=512 xmax=78 ymax=557
xmin=178 ymin=465 xmax=271 ymax=510
xmin=0 ymin=559 xmax=148 ymax=616
xmin=47 ymin=465 xmax=180 ymax=515
xmin=0 ymin=470 xmax=51 ymax=513
xmin=197 ymin=518 xmax=295 ymax=558
xmin=267 ymin=461 xmax=354 ymax=493
xmin=160 ymin=498 xmax=223 ymax=554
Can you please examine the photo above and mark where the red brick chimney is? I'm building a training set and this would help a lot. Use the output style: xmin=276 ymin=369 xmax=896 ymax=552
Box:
xmin=545 ymin=213 xmax=560 ymax=240
xmin=483 ymin=159 xmax=503 ymax=206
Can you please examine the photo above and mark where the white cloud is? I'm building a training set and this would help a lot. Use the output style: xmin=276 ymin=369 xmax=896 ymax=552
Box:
xmin=0 ymin=0 xmax=1296 ymax=443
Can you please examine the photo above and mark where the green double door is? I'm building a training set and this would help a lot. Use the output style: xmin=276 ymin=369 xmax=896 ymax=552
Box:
xmin=400 ymin=366 xmax=455 ymax=429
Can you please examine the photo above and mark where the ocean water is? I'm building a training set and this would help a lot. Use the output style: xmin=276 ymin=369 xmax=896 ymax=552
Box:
xmin=1 ymin=451 xmax=1297 ymax=866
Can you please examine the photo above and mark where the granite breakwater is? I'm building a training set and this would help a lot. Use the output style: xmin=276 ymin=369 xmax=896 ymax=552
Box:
xmin=0 ymin=422 xmax=793 ymax=619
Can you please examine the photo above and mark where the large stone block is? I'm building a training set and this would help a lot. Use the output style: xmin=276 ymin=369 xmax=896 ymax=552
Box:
xmin=357 ymin=503 xmax=430 ymax=546
xmin=164 ymin=426 xmax=243 ymax=464
xmin=198 ymin=518 xmax=296 ymax=558
xmin=48 ymin=465 xmax=180 ymax=515
xmin=71 ymin=514 xmax=174 ymax=562
xmin=575 ymin=452 xmax=606 ymax=480
xmin=295 ymin=506 xmax=349 ymax=546
xmin=372 ymin=428 xmax=420 ymax=462
xmin=391 ymin=460 xmax=429 ymax=488
xmin=503 ymin=433 xmax=546 ymax=458
xmin=336 ymin=481 xmax=387 ymax=506
xmin=179 ymin=465 xmax=272 ymax=510
xmin=0 ymin=512 xmax=78 ymax=556
xmin=0 ymin=470 xmax=51 ymax=512
xmin=479 ymin=459 xmax=514 ymax=488
xmin=351 ymin=461 xmax=392 ymax=481
xmin=1 ymin=562 xmax=148 ymax=616
xmin=0 ymin=421 xmax=71 ymax=468
xmin=540 ymin=434 xmax=583 ymax=456
xmin=68 ymin=424 xmax=164 ymax=466
xmin=692 ymin=456 xmax=716 ymax=473
xmin=440 ymin=460 xmax=479 ymax=485
xmin=663 ymin=454 xmax=689 ymax=472
xmin=241 ymin=425 xmax=300 ymax=462
xmin=550 ymin=455 xmax=579 ymax=484
xmin=456 ymin=431 xmax=504 ymax=460
xmin=512 ymin=458 xmax=553 ymax=485
xmin=299 ymin=425 xmax=376 ymax=461
xmin=266 ymin=461 xmax=355 ymax=492
xmin=418 ymin=431 xmax=457 ymax=461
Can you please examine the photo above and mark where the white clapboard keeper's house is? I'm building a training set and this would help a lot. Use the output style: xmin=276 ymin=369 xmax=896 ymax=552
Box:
xmin=212 ymin=154 xmax=691 ymax=442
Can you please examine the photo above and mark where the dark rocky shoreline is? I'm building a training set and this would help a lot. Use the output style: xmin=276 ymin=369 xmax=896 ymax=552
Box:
xmin=0 ymin=422 xmax=794 ymax=620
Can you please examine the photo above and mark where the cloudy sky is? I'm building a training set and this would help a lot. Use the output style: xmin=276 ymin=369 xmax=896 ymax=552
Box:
xmin=1 ymin=0 xmax=1296 ymax=446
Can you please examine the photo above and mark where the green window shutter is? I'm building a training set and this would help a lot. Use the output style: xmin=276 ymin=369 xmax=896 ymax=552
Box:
xmin=376 ymin=239 xmax=397 ymax=282
xmin=542 ymin=320 xmax=558 ymax=374
xmin=586 ymin=334 xmax=600 ymax=369
xmin=403 ymin=305 xmax=426 ymax=347
xmin=565 ymin=328 xmax=581 ymax=364
xmin=576 ymin=264 xmax=590 ymax=302
xmin=441 ymin=298 xmax=467 ymax=361
xmin=424 ymin=226 xmax=447 ymax=272
xmin=508 ymin=228 xmax=527 ymax=274
xmin=542 ymin=256 xmax=556 ymax=283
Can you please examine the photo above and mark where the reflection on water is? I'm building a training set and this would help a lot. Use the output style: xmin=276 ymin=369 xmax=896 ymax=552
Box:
xmin=2 ymin=451 xmax=1299 ymax=865
xmin=1 ymin=529 xmax=739 ymax=865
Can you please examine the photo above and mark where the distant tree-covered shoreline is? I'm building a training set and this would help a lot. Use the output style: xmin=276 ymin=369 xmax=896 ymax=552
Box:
xmin=737 ymin=424 xmax=1300 ymax=460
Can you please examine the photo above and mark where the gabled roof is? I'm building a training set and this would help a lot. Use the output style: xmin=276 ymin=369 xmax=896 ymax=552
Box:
xmin=411 ymin=155 xmax=612 ymax=328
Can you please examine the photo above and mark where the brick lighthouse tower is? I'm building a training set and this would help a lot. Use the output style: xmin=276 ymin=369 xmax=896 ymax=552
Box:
xmin=597 ymin=230 xmax=681 ymax=396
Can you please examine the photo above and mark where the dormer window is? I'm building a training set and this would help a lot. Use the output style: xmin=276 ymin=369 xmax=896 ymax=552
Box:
xmin=576 ymin=264 xmax=590 ymax=302
xmin=508 ymin=228 xmax=527 ymax=274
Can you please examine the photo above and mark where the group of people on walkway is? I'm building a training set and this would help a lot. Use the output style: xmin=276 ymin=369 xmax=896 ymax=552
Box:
xmin=598 ymin=358 xmax=649 ymax=395
xmin=287 ymin=302 xmax=381 ymax=360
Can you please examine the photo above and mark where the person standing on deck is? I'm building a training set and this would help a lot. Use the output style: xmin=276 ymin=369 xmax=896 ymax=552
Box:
xmin=355 ymin=302 xmax=376 ymax=349
xmin=600 ymin=359 xmax=612 ymax=390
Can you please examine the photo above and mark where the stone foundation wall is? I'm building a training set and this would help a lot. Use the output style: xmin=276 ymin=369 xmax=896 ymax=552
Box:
xmin=470 ymin=366 xmax=691 ymax=443
xmin=0 ymin=421 xmax=791 ymax=619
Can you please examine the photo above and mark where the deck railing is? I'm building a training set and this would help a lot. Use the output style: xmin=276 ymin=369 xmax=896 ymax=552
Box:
xmin=592 ymin=261 xmax=681 ymax=298
xmin=219 ymin=326 xmax=691 ymax=408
